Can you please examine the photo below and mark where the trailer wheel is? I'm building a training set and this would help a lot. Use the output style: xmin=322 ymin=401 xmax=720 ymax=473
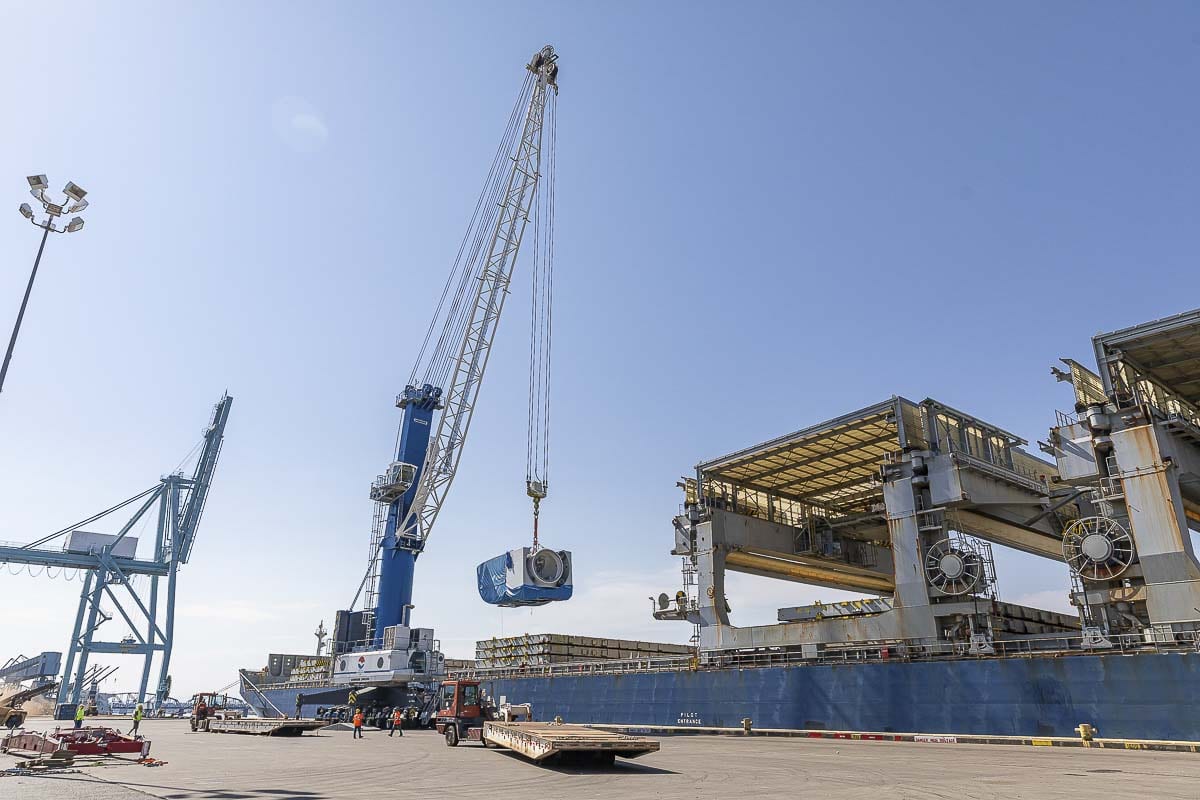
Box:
xmin=444 ymin=725 xmax=459 ymax=747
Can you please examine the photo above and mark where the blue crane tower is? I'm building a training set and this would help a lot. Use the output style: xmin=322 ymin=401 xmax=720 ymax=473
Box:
xmin=0 ymin=395 xmax=232 ymax=716
xmin=366 ymin=383 xmax=441 ymax=637
xmin=333 ymin=46 xmax=569 ymax=682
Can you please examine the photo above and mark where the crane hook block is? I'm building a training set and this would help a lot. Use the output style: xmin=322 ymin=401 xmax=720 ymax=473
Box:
xmin=477 ymin=546 xmax=573 ymax=607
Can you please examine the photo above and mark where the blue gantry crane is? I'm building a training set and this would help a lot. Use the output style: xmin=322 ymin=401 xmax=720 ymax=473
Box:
xmin=0 ymin=394 xmax=232 ymax=716
xmin=332 ymin=46 xmax=570 ymax=684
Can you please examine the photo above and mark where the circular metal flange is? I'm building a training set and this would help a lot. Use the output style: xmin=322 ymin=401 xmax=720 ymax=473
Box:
xmin=1062 ymin=516 xmax=1134 ymax=581
xmin=925 ymin=538 xmax=985 ymax=596
xmin=529 ymin=548 xmax=565 ymax=584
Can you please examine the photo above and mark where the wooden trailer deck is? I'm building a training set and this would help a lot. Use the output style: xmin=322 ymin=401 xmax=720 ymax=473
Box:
xmin=482 ymin=721 xmax=659 ymax=761
xmin=201 ymin=718 xmax=326 ymax=736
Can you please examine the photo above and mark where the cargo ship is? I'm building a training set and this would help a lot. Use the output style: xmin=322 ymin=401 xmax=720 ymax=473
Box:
xmin=240 ymin=308 xmax=1200 ymax=740
xmin=241 ymin=631 xmax=1200 ymax=740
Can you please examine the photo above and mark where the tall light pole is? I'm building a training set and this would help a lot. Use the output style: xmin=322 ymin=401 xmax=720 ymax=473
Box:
xmin=1 ymin=175 xmax=89 ymax=398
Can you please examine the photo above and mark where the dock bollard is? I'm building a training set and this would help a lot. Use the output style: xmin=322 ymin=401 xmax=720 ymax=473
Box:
xmin=741 ymin=718 xmax=753 ymax=734
xmin=1075 ymin=723 xmax=1096 ymax=745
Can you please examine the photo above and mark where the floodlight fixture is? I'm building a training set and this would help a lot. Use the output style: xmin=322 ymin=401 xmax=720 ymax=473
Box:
xmin=63 ymin=182 xmax=87 ymax=203
xmin=3 ymin=174 xmax=93 ymax=398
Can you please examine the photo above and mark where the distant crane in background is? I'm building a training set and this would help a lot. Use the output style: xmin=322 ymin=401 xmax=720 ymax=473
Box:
xmin=314 ymin=620 xmax=328 ymax=656
xmin=0 ymin=395 xmax=232 ymax=717
xmin=356 ymin=44 xmax=568 ymax=650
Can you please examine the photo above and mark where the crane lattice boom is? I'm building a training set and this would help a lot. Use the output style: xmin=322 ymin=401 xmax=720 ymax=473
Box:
xmin=402 ymin=46 xmax=559 ymax=546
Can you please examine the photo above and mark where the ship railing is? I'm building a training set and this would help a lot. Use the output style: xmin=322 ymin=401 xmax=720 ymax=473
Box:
xmin=948 ymin=450 xmax=1049 ymax=495
xmin=247 ymin=677 xmax=341 ymax=690
xmin=452 ymin=629 xmax=1200 ymax=679
xmin=1054 ymin=409 xmax=1081 ymax=428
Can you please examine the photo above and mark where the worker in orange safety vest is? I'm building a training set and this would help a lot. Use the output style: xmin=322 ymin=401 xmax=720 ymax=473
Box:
xmin=389 ymin=707 xmax=404 ymax=737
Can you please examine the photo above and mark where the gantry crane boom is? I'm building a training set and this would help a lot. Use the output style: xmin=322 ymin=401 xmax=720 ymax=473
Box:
xmin=0 ymin=394 xmax=233 ymax=713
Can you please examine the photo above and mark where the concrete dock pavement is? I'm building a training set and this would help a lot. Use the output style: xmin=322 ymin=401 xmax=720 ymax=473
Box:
xmin=4 ymin=716 xmax=1200 ymax=799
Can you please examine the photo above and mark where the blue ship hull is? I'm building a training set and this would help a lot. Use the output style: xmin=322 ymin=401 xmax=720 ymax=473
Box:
xmin=243 ymin=651 xmax=1200 ymax=741
xmin=480 ymin=652 xmax=1200 ymax=741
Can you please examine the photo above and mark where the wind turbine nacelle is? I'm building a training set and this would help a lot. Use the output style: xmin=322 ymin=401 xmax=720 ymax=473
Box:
xmin=477 ymin=547 xmax=573 ymax=607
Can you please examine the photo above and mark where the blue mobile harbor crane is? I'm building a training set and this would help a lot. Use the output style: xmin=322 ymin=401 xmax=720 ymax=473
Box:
xmin=330 ymin=46 xmax=571 ymax=686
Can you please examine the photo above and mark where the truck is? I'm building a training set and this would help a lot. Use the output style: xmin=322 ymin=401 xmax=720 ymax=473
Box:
xmin=188 ymin=691 xmax=243 ymax=731
xmin=190 ymin=691 xmax=323 ymax=736
xmin=433 ymin=678 xmax=659 ymax=764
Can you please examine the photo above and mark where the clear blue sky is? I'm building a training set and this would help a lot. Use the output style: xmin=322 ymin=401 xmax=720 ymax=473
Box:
xmin=2 ymin=2 xmax=1199 ymax=695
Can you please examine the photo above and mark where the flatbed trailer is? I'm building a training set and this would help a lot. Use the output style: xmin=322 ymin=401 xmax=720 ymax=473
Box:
xmin=199 ymin=718 xmax=325 ymax=736
xmin=481 ymin=721 xmax=659 ymax=762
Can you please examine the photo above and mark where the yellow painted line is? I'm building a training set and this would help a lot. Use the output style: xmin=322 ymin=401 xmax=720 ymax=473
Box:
xmin=1031 ymin=739 xmax=1054 ymax=746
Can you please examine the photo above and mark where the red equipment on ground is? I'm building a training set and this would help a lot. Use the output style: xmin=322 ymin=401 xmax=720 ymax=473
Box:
xmin=1 ymin=726 xmax=150 ymax=758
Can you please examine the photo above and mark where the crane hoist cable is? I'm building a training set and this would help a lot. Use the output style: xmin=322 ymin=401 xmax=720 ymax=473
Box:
xmin=526 ymin=82 xmax=556 ymax=550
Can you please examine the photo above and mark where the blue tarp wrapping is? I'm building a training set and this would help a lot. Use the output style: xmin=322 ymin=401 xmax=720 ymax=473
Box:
xmin=476 ymin=552 xmax=573 ymax=608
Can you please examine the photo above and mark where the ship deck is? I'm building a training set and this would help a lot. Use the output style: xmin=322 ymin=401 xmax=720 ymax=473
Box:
xmin=4 ymin=717 xmax=1200 ymax=800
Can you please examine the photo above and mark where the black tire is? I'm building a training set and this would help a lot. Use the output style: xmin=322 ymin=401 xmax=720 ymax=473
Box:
xmin=444 ymin=725 xmax=459 ymax=747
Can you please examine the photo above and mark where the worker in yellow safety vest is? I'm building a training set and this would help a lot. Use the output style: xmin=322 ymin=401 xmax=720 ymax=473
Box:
xmin=129 ymin=703 xmax=144 ymax=736
xmin=73 ymin=703 xmax=85 ymax=729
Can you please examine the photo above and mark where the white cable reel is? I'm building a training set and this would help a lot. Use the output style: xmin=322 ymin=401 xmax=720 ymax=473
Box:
xmin=925 ymin=538 xmax=987 ymax=595
xmin=1062 ymin=516 xmax=1134 ymax=581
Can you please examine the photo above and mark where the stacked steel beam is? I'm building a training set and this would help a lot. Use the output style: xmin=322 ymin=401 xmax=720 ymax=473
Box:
xmin=475 ymin=634 xmax=691 ymax=668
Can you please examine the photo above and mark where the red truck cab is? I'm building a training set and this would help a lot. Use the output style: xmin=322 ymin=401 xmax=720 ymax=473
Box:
xmin=433 ymin=679 xmax=492 ymax=746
